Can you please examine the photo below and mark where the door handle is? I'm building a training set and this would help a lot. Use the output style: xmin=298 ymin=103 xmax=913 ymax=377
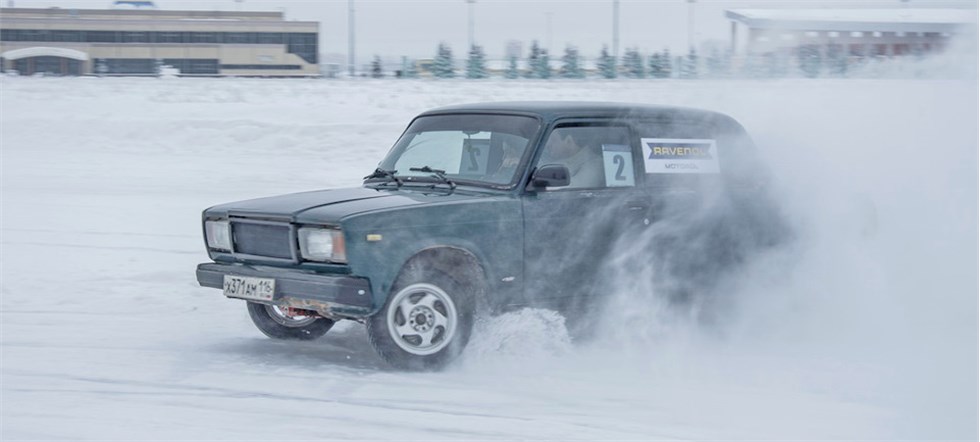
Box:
xmin=627 ymin=199 xmax=649 ymax=212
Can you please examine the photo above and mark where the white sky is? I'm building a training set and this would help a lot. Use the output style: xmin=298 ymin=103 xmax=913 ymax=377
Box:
xmin=8 ymin=0 xmax=978 ymax=62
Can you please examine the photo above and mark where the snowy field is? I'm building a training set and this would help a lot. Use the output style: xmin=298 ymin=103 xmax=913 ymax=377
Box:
xmin=1 ymin=75 xmax=977 ymax=440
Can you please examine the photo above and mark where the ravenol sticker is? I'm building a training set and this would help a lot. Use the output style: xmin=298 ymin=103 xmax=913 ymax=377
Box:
xmin=641 ymin=138 xmax=719 ymax=174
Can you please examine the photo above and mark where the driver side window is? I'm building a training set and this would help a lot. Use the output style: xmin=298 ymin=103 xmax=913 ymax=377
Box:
xmin=537 ymin=125 xmax=632 ymax=190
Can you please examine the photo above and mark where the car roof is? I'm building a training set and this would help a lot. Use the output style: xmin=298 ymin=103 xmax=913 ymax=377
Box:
xmin=419 ymin=101 xmax=741 ymax=126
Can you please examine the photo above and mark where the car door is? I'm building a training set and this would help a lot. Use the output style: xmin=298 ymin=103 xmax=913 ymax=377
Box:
xmin=627 ymin=116 xmax=762 ymax=303
xmin=520 ymin=122 xmax=643 ymax=311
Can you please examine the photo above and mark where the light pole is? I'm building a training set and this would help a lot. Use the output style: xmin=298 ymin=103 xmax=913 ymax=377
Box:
xmin=612 ymin=0 xmax=619 ymax=59
xmin=545 ymin=11 xmax=553 ymax=54
xmin=348 ymin=0 xmax=355 ymax=77
xmin=687 ymin=0 xmax=696 ymax=52
xmin=466 ymin=0 xmax=476 ymax=50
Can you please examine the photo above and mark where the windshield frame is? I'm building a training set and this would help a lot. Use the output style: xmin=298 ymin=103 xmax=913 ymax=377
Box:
xmin=366 ymin=112 xmax=545 ymax=191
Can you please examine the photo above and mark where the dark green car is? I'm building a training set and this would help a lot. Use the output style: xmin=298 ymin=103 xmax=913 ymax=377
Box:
xmin=196 ymin=102 xmax=777 ymax=370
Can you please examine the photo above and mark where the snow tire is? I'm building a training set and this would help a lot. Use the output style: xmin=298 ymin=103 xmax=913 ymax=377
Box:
xmin=367 ymin=267 xmax=476 ymax=371
xmin=246 ymin=302 xmax=334 ymax=340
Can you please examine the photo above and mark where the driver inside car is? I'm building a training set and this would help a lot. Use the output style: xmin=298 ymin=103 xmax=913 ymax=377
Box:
xmin=538 ymin=127 xmax=604 ymax=189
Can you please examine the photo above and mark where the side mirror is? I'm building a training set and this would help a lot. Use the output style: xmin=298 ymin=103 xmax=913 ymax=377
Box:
xmin=528 ymin=164 xmax=570 ymax=189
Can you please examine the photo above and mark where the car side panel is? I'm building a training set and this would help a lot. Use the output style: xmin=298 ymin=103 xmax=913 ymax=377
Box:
xmin=339 ymin=196 xmax=524 ymax=314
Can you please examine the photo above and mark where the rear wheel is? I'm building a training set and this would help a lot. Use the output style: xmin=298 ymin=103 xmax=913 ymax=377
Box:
xmin=246 ymin=302 xmax=334 ymax=340
xmin=367 ymin=271 xmax=475 ymax=370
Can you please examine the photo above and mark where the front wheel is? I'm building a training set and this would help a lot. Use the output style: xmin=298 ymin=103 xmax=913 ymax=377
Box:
xmin=246 ymin=302 xmax=334 ymax=340
xmin=367 ymin=274 xmax=474 ymax=370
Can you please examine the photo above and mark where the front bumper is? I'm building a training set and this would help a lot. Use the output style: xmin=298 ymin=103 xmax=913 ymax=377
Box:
xmin=196 ymin=262 xmax=374 ymax=318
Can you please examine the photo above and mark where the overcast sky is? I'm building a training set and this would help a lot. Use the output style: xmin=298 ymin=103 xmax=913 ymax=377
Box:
xmin=9 ymin=0 xmax=978 ymax=62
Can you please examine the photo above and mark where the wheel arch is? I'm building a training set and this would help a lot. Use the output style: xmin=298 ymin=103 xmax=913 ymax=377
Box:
xmin=394 ymin=245 xmax=490 ymax=311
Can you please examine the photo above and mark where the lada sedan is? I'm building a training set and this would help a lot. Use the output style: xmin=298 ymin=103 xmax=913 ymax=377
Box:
xmin=196 ymin=102 xmax=777 ymax=370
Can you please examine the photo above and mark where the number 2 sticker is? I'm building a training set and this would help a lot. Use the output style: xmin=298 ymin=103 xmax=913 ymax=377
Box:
xmin=459 ymin=138 xmax=490 ymax=176
xmin=601 ymin=144 xmax=635 ymax=187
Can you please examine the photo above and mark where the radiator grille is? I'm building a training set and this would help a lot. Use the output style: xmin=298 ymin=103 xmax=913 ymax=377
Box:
xmin=231 ymin=221 xmax=293 ymax=260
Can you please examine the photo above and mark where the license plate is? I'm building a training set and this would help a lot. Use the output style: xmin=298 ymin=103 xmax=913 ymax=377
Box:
xmin=223 ymin=275 xmax=275 ymax=301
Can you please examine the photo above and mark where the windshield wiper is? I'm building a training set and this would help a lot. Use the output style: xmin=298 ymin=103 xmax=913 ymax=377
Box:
xmin=364 ymin=168 xmax=403 ymax=188
xmin=410 ymin=166 xmax=457 ymax=191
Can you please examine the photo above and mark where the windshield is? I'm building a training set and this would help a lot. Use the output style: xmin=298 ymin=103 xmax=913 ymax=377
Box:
xmin=374 ymin=114 xmax=541 ymax=187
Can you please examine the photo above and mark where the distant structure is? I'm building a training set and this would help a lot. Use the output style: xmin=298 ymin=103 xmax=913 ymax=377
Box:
xmin=0 ymin=7 xmax=319 ymax=77
xmin=112 ymin=1 xmax=157 ymax=9
xmin=726 ymin=9 xmax=976 ymax=59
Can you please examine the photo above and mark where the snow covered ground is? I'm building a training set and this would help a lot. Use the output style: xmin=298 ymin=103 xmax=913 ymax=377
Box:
xmin=1 ymin=75 xmax=976 ymax=440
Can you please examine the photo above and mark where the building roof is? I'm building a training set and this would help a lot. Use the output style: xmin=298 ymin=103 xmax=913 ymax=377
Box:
xmin=725 ymin=8 xmax=977 ymax=33
xmin=0 ymin=7 xmax=285 ymax=22
xmin=0 ymin=7 xmax=318 ymax=31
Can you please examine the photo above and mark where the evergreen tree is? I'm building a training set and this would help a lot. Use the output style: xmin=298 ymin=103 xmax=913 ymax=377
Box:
xmin=648 ymin=53 xmax=661 ymax=78
xmin=525 ymin=41 xmax=541 ymax=78
xmin=704 ymin=49 xmax=719 ymax=78
xmin=370 ymin=55 xmax=383 ymax=78
xmin=525 ymin=40 xmax=552 ymax=79
xmin=432 ymin=42 xmax=455 ymax=78
xmin=597 ymin=45 xmax=617 ymax=79
xmin=646 ymin=49 xmax=674 ymax=79
xmin=621 ymin=49 xmax=634 ymax=78
xmin=661 ymin=49 xmax=673 ymax=78
xmin=534 ymin=48 xmax=552 ymax=79
xmin=466 ymin=44 xmax=488 ymax=79
xmin=680 ymin=48 xmax=698 ymax=79
xmin=504 ymin=55 xmax=520 ymax=79
xmin=623 ymin=48 xmax=644 ymax=78
xmin=559 ymin=46 xmax=585 ymax=79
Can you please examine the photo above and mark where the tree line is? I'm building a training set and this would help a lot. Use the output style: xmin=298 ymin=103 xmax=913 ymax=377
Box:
xmin=364 ymin=39 xmax=934 ymax=80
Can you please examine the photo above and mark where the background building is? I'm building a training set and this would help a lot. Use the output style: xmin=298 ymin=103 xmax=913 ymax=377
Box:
xmin=0 ymin=7 xmax=319 ymax=77
xmin=726 ymin=9 xmax=976 ymax=60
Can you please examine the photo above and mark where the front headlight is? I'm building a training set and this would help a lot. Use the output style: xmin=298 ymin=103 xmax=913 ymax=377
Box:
xmin=205 ymin=220 xmax=231 ymax=251
xmin=298 ymin=227 xmax=346 ymax=263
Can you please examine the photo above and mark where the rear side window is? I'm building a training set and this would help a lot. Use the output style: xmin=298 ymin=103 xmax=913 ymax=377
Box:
xmin=537 ymin=124 xmax=633 ymax=190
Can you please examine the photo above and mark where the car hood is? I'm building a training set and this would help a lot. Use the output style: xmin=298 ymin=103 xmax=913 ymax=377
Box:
xmin=205 ymin=186 xmax=486 ymax=224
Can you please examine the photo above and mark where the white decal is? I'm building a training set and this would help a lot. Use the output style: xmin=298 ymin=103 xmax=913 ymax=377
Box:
xmin=601 ymin=144 xmax=635 ymax=187
xmin=458 ymin=138 xmax=490 ymax=176
xmin=641 ymin=138 xmax=719 ymax=174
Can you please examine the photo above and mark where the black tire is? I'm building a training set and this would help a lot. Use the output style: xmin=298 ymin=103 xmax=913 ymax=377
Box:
xmin=246 ymin=302 xmax=334 ymax=340
xmin=367 ymin=268 xmax=476 ymax=371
